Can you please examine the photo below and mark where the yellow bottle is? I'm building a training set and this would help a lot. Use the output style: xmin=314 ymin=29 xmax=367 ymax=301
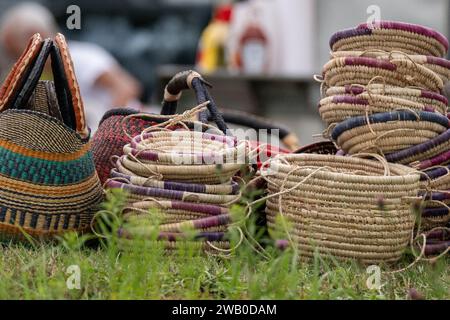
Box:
xmin=196 ymin=5 xmax=232 ymax=74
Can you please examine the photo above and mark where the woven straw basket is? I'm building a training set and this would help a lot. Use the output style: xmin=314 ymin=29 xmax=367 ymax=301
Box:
xmin=322 ymin=56 xmax=444 ymax=92
xmin=91 ymin=108 xmax=222 ymax=184
xmin=0 ymin=34 xmax=103 ymax=240
xmin=104 ymin=70 xmax=252 ymax=253
xmin=329 ymin=21 xmax=448 ymax=57
xmin=385 ymin=129 xmax=450 ymax=167
xmin=325 ymin=85 xmax=448 ymax=112
xmin=264 ymin=153 xmax=420 ymax=263
xmin=319 ymin=93 xmax=446 ymax=126
xmin=331 ymin=110 xmax=450 ymax=155
xmin=331 ymin=51 xmax=450 ymax=84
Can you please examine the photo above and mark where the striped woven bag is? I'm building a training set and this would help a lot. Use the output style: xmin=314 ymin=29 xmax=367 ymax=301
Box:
xmin=0 ymin=33 xmax=103 ymax=240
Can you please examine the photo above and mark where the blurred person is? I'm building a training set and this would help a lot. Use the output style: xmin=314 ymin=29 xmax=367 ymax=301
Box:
xmin=0 ymin=2 xmax=142 ymax=131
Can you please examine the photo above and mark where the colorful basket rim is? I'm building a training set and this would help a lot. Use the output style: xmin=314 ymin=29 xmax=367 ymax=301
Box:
xmin=386 ymin=129 xmax=450 ymax=163
xmin=329 ymin=21 xmax=449 ymax=52
xmin=331 ymin=111 xmax=450 ymax=141
xmin=327 ymin=85 xmax=449 ymax=106
xmin=110 ymin=168 xmax=240 ymax=194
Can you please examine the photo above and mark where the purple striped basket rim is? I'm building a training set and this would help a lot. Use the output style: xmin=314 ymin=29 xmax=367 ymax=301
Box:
xmin=117 ymin=228 xmax=226 ymax=242
xmin=131 ymin=131 xmax=237 ymax=147
xmin=420 ymin=189 xmax=450 ymax=200
xmin=338 ymin=85 xmax=448 ymax=105
xmin=333 ymin=51 xmax=450 ymax=70
xmin=330 ymin=21 xmax=449 ymax=52
xmin=331 ymin=110 xmax=450 ymax=140
xmin=422 ymin=206 xmax=450 ymax=217
xmin=187 ymin=213 xmax=231 ymax=229
xmin=424 ymin=241 xmax=450 ymax=255
xmin=342 ymin=56 xmax=396 ymax=70
xmin=426 ymin=56 xmax=450 ymax=69
xmin=106 ymin=179 xmax=237 ymax=203
xmin=416 ymin=149 xmax=450 ymax=170
xmin=130 ymin=199 xmax=229 ymax=216
xmin=426 ymin=228 xmax=449 ymax=239
xmin=110 ymin=169 xmax=240 ymax=194
xmin=328 ymin=95 xmax=369 ymax=105
xmin=386 ymin=129 xmax=450 ymax=163
xmin=421 ymin=164 xmax=450 ymax=180
xmin=322 ymin=95 xmax=437 ymax=113
xmin=124 ymin=144 xmax=243 ymax=163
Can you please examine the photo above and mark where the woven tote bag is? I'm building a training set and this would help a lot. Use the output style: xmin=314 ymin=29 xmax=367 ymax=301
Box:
xmin=0 ymin=33 xmax=103 ymax=240
xmin=329 ymin=21 xmax=448 ymax=57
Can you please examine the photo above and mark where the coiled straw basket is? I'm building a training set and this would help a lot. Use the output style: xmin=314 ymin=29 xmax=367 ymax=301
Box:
xmin=325 ymin=85 xmax=448 ymax=112
xmin=319 ymin=93 xmax=446 ymax=126
xmin=329 ymin=21 xmax=449 ymax=57
xmin=263 ymin=153 xmax=420 ymax=263
xmin=322 ymin=56 xmax=444 ymax=92
xmin=331 ymin=51 xmax=450 ymax=83
xmin=330 ymin=110 xmax=450 ymax=155
xmin=105 ymin=70 xmax=252 ymax=253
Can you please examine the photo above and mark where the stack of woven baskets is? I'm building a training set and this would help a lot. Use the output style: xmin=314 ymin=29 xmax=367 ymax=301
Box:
xmin=102 ymin=72 xmax=251 ymax=253
xmin=318 ymin=21 xmax=450 ymax=255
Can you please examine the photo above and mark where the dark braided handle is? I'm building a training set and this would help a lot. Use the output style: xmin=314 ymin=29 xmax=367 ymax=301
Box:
xmin=160 ymin=70 xmax=229 ymax=134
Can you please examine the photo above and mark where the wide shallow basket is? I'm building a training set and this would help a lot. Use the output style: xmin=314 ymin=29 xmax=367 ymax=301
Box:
xmin=319 ymin=93 xmax=445 ymax=126
xmin=331 ymin=51 xmax=450 ymax=84
xmin=325 ymin=85 xmax=448 ymax=113
xmin=329 ymin=21 xmax=449 ymax=57
xmin=118 ymin=130 xmax=248 ymax=184
xmin=331 ymin=111 xmax=450 ymax=155
xmin=264 ymin=153 xmax=420 ymax=263
xmin=91 ymin=108 xmax=223 ymax=184
xmin=322 ymin=56 xmax=444 ymax=92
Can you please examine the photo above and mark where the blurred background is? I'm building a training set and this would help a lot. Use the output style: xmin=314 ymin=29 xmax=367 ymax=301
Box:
xmin=0 ymin=0 xmax=448 ymax=143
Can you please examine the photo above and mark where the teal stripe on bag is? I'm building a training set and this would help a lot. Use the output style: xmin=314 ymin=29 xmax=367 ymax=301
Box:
xmin=0 ymin=146 xmax=96 ymax=185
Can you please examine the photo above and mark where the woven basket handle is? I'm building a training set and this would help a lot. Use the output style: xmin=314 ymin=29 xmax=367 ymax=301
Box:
xmin=9 ymin=38 xmax=53 ymax=110
xmin=0 ymin=33 xmax=88 ymax=138
xmin=0 ymin=33 xmax=43 ymax=111
xmin=160 ymin=70 xmax=229 ymax=134
xmin=53 ymin=33 xmax=88 ymax=138
xmin=208 ymin=109 xmax=300 ymax=151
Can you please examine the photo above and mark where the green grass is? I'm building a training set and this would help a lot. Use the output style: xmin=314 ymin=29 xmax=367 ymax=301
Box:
xmin=0 ymin=190 xmax=448 ymax=300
